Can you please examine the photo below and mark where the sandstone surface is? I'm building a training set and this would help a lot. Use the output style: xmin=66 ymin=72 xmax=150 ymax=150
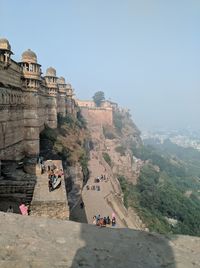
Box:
xmin=0 ymin=212 xmax=200 ymax=268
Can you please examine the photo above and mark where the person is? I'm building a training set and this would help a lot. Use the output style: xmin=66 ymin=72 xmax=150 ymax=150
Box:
xmin=80 ymin=201 xmax=84 ymax=209
xmin=7 ymin=205 xmax=13 ymax=213
xmin=112 ymin=217 xmax=116 ymax=227
xmin=103 ymin=217 xmax=107 ymax=226
xmin=48 ymin=179 xmax=53 ymax=192
xmin=41 ymin=164 xmax=45 ymax=174
xmin=19 ymin=204 xmax=28 ymax=215
xmin=93 ymin=216 xmax=97 ymax=225
xmin=96 ymin=214 xmax=100 ymax=225
xmin=106 ymin=216 xmax=111 ymax=225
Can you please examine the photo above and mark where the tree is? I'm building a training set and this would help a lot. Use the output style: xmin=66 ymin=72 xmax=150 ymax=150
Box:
xmin=93 ymin=91 xmax=105 ymax=107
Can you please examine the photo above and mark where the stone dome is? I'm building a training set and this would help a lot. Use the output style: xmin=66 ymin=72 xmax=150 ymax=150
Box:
xmin=57 ymin=77 xmax=66 ymax=84
xmin=46 ymin=67 xmax=56 ymax=77
xmin=22 ymin=49 xmax=37 ymax=63
xmin=66 ymin=83 xmax=72 ymax=89
xmin=0 ymin=38 xmax=11 ymax=51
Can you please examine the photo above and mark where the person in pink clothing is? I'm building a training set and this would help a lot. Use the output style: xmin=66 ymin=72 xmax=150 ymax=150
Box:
xmin=19 ymin=204 xmax=28 ymax=215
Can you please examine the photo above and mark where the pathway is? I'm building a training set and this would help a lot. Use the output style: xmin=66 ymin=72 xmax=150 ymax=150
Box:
xmin=81 ymin=126 xmax=126 ymax=227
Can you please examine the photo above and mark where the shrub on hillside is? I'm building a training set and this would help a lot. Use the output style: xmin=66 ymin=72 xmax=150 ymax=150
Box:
xmin=103 ymin=125 xmax=116 ymax=139
xmin=115 ymin=146 xmax=126 ymax=156
xmin=113 ymin=111 xmax=124 ymax=133
xmin=103 ymin=152 xmax=112 ymax=166
xmin=77 ymin=109 xmax=87 ymax=129
xmin=40 ymin=125 xmax=57 ymax=143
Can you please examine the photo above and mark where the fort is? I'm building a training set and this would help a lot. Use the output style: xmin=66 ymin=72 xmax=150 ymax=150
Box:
xmin=1 ymin=39 xmax=200 ymax=268
xmin=0 ymin=38 xmax=116 ymax=174
xmin=0 ymin=38 xmax=76 ymax=173
xmin=0 ymin=37 xmax=116 ymax=218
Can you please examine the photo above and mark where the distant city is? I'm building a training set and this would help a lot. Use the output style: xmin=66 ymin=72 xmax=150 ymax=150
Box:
xmin=142 ymin=128 xmax=200 ymax=151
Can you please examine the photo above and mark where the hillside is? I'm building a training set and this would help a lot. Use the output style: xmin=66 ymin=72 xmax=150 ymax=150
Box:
xmin=77 ymin=106 xmax=146 ymax=229
xmin=123 ymin=140 xmax=200 ymax=236
xmin=38 ymin=104 xmax=200 ymax=237
xmin=80 ymin=104 xmax=200 ymax=237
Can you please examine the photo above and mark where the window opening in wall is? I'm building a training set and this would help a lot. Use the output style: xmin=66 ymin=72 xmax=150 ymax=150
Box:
xmin=29 ymin=64 xmax=33 ymax=72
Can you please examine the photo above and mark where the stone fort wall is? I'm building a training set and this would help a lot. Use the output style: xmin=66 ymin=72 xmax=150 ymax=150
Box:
xmin=80 ymin=107 xmax=113 ymax=126
xmin=0 ymin=39 xmax=76 ymax=173
xmin=77 ymin=99 xmax=116 ymax=126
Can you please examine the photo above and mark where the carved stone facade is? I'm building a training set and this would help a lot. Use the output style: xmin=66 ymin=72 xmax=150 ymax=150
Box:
xmin=0 ymin=38 xmax=76 ymax=173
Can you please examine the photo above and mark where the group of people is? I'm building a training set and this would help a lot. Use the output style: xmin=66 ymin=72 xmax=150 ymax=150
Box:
xmin=86 ymin=185 xmax=100 ymax=191
xmin=48 ymin=165 xmax=63 ymax=192
xmin=94 ymin=174 xmax=109 ymax=183
xmin=93 ymin=214 xmax=116 ymax=227
xmin=38 ymin=157 xmax=63 ymax=192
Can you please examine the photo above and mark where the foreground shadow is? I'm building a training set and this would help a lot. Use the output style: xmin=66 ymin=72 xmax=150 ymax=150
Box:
xmin=69 ymin=198 xmax=88 ymax=224
xmin=71 ymin=224 xmax=176 ymax=268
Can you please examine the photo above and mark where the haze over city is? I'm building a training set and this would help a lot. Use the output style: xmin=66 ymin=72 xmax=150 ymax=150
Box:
xmin=1 ymin=0 xmax=199 ymax=131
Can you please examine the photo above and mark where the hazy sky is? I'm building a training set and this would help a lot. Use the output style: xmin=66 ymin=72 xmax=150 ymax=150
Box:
xmin=0 ymin=0 xmax=200 ymax=131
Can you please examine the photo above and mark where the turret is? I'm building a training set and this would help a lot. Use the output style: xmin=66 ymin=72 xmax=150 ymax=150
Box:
xmin=57 ymin=77 xmax=67 ymax=116
xmin=44 ymin=67 xmax=58 ymax=96
xmin=44 ymin=67 xmax=58 ymax=128
xmin=20 ymin=49 xmax=41 ymax=90
xmin=0 ymin=38 xmax=13 ymax=67
xmin=66 ymin=82 xmax=73 ymax=99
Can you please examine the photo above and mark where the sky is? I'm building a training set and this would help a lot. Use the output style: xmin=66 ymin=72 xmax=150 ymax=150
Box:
xmin=0 ymin=0 xmax=200 ymax=131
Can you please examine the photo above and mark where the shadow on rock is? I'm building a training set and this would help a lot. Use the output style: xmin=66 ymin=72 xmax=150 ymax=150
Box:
xmin=71 ymin=224 xmax=176 ymax=268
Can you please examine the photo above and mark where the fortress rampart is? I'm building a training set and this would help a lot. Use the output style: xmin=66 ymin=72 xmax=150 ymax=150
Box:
xmin=0 ymin=39 xmax=76 ymax=173
xmin=80 ymin=107 xmax=113 ymax=126
xmin=76 ymin=99 xmax=115 ymax=126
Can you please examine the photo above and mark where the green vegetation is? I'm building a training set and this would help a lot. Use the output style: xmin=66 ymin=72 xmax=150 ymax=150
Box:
xmin=92 ymin=91 xmax=105 ymax=107
xmin=118 ymin=176 xmax=130 ymax=208
xmin=40 ymin=113 xmax=90 ymax=171
xmin=103 ymin=125 xmax=116 ymax=139
xmin=120 ymin=143 xmax=200 ymax=236
xmin=57 ymin=112 xmax=86 ymax=129
xmin=102 ymin=152 xmax=112 ymax=166
xmin=40 ymin=125 xmax=57 ymax=143
xmin=115 ymin=145 xmax=126 ymax=156
xmin=79 ymin=150 xmax=89 ymax=184
xmin=113 ymin=110 xmax=124 ymax=133
xmin=145 ymin=138 xmax=200 ymax=177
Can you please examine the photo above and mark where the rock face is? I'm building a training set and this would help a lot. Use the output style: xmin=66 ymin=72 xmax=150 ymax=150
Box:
xmin=0 ymin=212 xmax=199 ymax=268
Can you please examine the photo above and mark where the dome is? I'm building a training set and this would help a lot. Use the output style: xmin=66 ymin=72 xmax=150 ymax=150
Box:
xmin=22 ymin=49 xmax=37 ymax=63
xmin=0 ymin=38 xmax=11 ymax=51
xmin=46 ymin=67 xmax=56 ymax=77
xmin=57 ymin=76 xmax=66 ymax=84
xmin=66 ymin=83 xmax=72 ymax=89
